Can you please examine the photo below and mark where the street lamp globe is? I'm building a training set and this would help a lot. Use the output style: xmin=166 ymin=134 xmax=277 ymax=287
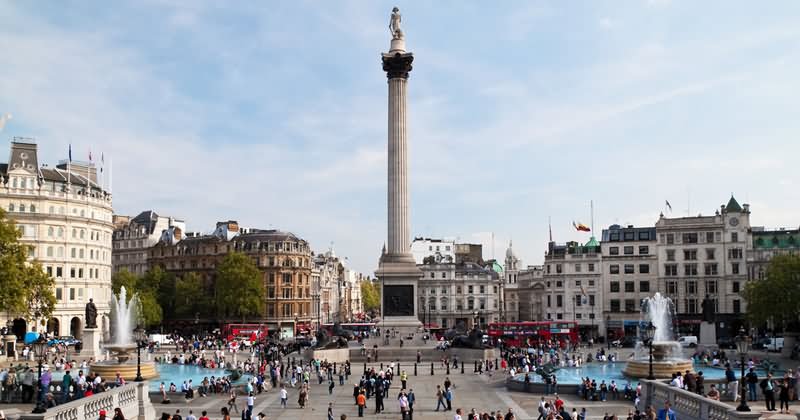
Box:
xmin=31 ymin=336 xmax=49 ymax=413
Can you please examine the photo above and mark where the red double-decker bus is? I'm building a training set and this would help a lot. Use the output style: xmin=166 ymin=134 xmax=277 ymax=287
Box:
xmin=487 ymin=321 xmax=579 ymax=347
xmin=222 ymin=324 xmax=269 ymax=342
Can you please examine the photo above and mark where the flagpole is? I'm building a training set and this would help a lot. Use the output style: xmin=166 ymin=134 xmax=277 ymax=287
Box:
xmin=590 ymin=200 xmax=595 ymax=235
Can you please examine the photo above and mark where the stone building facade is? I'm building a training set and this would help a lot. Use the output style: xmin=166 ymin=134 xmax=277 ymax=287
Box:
xmin=0 ymin=139 xmax=114 ymax=340
xmin=148 ymin=221 xmax=313 ymax=338
xmin=601 ymin=225 xmax=657 ymax=340
xmin=748 ymin=227 xmax=800 ymax=281
xmin=655 ymin=196 xmax=751 ymax=336
xmin=543 ymin=238 xmax=603 ymax=340
xmin=417 ymin=261 xmax=501 ymax=329
xmin=112 ymin=210 xmax=185 ymax=275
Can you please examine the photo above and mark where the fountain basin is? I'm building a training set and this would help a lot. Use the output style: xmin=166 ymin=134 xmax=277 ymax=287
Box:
xmin=623 ymin=341 xmax=692 ymax=379
xmin=91 ymin=360 xmax=159 ymax=381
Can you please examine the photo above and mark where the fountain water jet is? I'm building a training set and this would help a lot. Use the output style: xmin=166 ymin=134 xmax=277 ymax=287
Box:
xmin=622 ymin=292 xmax=693 ymax=379
xmin=90 ymin=287 xmax=158 ymax=380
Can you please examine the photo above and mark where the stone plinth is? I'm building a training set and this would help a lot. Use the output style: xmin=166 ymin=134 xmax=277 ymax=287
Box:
xmin=82 ymin=327 xmax=103 ymax=359
xmin=2 ymin=333 xmax=17 ymax=360
xmin=700 ymin=321 xmax=716 ymax=345
xmin=377 ymin=255 xmax=423 ymax=335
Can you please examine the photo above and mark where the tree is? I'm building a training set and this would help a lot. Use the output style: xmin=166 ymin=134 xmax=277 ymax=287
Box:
xmin=111 ymin=269 xmax=138 ymax=295
xmin=361 ymin=280 xmax=381 ymax=314
xmin=175 ymin=272 xmax=209 ymax=318
xmin=215 ymin=252 xmax=265 ymax=321
xmin=742 ymin=254 xmax=800 ymax=329
xmin=0 ymin=209 xmax=56 ymax=323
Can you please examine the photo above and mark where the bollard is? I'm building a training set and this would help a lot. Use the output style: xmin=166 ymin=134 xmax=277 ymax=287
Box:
xmin=495 ymin=358 xmax=499 ymax=368
xmin=431 ymin=362 xmax=434 ymax=376
xmin=474 ymin=361 xmax=478 ymax=373
xmin=414 ymin=363 xmax=417 ymax=376
xmin=461 ymin=361 xmax=464 ymax=374
xmin=446 ymin=363 xmax=450 ymax=375
xmin=381 ymin=363 xmax=384 ymax=370
xmin=363 ymin=362 xmax=367 ymax=374
xmin=334 ymin=362 xmax=337 ymax=374
xmin=398 ymin=362 xmax=401 ymax=373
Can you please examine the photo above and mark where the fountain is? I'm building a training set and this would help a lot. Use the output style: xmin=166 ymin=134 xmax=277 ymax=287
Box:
xmin=90 ymin=287 xmax=158 ymax=380
xmin=623 ymin=293 xmax=693 ymax=379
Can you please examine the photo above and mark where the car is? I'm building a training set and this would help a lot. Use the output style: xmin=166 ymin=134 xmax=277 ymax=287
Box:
xmin=764 ymin=337 xmax=784 ymax=352
xmin=677 ymin=336 xmax=698 ymax=348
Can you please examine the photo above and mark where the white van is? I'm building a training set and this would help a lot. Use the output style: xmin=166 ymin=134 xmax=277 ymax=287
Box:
xmin=677 ymin=336 xmax=698 ymax=348
xmin=148 ymin=334 xmax=174 ymax=345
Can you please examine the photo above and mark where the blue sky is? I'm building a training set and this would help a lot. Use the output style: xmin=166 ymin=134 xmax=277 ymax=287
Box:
xmin=1 ymin=1 xmax=799 ymax=273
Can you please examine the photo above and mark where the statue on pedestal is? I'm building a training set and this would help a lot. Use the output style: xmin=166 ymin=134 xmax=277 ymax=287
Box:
xmin=701 ymin=294 xmax=715 ymax=324
xmin=85 ymin=298 xmax=98 ymax=329
xmin=389 ymin=7 xmax=404 ymax=40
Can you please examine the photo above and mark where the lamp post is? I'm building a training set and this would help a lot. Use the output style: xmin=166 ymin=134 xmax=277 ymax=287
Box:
xmin=294 ymin=313 xmax=299 ymax=338
xmin=606 ymin=315 xmax=611 ymax=350
xmin=31 ymin=336 xmax=48 ymax=413
xmin=735 ymin=327 xmax=751 ymax=412
xmin=133 ymin=326 xmax=146 ymax=382
xmin=472 ymin=311 xmax=478 ymax=330
xmin=644 ymin=321 xmax=656 ymax=380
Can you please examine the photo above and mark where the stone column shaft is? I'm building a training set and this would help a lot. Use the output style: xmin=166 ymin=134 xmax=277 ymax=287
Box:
xmin=388 ymin=76 xmax=409 ymax=255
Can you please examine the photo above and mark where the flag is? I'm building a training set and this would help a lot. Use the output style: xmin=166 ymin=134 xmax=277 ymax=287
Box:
xmin=68 ymin=144 xmax=72 ymax=162
xmin=665 ymin=200 xmax=672 ymax=212
xmin=573 ymin=221 xmax=590 ymax=232
xmin=580 ymin=285 xmax=588 ymax=304
xmin=88 ymin=150 xmax=92 ymax=162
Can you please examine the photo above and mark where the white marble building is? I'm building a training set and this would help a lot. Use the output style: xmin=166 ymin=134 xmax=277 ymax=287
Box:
xmin=112 ymin=210 xmax=185 ymax=275
xmin=0 ymin=139 xmax=114 ymax=340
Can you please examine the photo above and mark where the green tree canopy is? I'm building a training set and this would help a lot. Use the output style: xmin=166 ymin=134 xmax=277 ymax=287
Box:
xmin=361 ymin=280 xmax=381 ymax=314
xmin=175 ymin=272 xmax=209 ymax=318
xmin=214 ymin=252 xmax=265 ymax=321
xmin=742 ymin=254 xmax=800 ymax=329
xmin=0 ymin=209 xmax=56 ymax=322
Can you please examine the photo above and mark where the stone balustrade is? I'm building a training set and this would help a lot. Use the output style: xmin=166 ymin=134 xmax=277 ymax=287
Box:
xmin=640 ymin=379 xmax=762 ymax=420
xmin=16 ymin=382 xmax=154 ymax=420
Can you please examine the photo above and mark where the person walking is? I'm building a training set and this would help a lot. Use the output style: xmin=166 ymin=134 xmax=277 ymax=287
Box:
xmin=454 ymin=408 xmax=463 ymax=420
xmin=246 ymin=392 xmax=255 ymax=418
xmin=762 ymin=373 xmax=777 ymax=411
xmin=357 ymin=390 xmax=367 ymax=417
xmin=401 ymin=370 xmax=408 ymax=390
xmin=227 ymin=390 xmax=239 ymax=414
xmin=220 ymin=407 xmax=231 ymax=420
xmin=745 ymin=368 xmax=759 ymax=401
xmin=445 ymin=386 xmax=453 ymax=411
xmin=398 ymin=391 xmax=410 ymax=420
xmin=435 ymin=385 xmax=447 ymax=411
xmin=327 ymin=402 xmax=334 ymax=420
xmin=279 ymin=384 xmax=287 ymax=408
xmin=779 ymin=378 xmax=791 ymax=414
xmin=298 ymin=385 xmax=308 ymax=409
xmin=407 ymin=389 xmax=416 ymax=420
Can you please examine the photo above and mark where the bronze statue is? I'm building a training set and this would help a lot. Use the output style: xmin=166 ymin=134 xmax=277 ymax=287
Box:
xmin=701 ymin=295 xmax=714 ymax=323
xmin=85 ymin=298 xmax=98 ymax=329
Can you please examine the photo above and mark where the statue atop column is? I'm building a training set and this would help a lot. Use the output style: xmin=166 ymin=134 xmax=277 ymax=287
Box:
xmin=85 ymin=298 xmax=98 ymax=329
xmin=389 ymin=7 xmax=404 ymax=40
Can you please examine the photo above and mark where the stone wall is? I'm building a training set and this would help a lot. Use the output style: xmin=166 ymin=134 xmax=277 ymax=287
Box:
xmin=640 ymin=379 xmax=761 ymax=420
xmin=17 ymin=382 xmax=154 ymax=420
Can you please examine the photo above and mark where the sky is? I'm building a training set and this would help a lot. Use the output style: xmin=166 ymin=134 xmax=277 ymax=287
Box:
xmin=1 ymin=1 xmax=799 ymax=274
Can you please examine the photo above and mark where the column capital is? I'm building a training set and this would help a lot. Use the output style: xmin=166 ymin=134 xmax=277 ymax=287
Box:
xmin=382 ymin=52 xmax=414 ymax=80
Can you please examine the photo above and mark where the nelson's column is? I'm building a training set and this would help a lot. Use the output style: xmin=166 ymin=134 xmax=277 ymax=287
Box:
xmin=376 ymin=7 xmax=423 ymax=332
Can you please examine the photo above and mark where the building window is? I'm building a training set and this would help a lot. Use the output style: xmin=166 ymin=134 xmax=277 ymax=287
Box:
xmin=624 ymin=281 xmax=635 ymax=293
xmin=609 ymin=247 xmax=619 ymax=255
xmin=666 ymin=234 xmax=674 ymax=244
xmin=684 ymin=249 xmax=697 ymax=260
xmin=69 ymin=288 xmax=75 ymax=300
xmin=731 ymin=232 xmax=739 ymax=242
xmin=706 ymin=249 xmax=715 ymax=260
xmin=556 ymin=264 xmax=562 ymax=274
xmin=666 ymin=281 xmax=677 ymax=295
xmin=624 ymin=264 xmax=634 ymax=274
xmin=610 ymin=300 xmax=620 ymax=312
xmin=705 ymin=280 xmax=717 ymax=294
xmin=732 ymin=263 xmax=740 ymax=274
xmin=640 ymin=281 xmax=650 ymax=292
xmin=639 ymin=264 xmax=650 ymax=274
xmin=666 ymin=250 xmax=675 ymax=261
xmin=610 ymin=265 xmax=619 ymax=274
xmin=575 ymin=294 xmax=582 ymax=306
xmin=468 ymin=285 xmax=474 ymax=294
xmin=625 ymin=299 xmax=636 ymax=313
xmin=479 ymin=285 xmax=485 ymax=294
xmin=556 ymin=295 xmax=563 ymax=307
xmin=283 ymin=273 xmax=292 ymax=284
xmin=639 ymin=246 xmax=649 ymax=255
xmin=588 ymin=263 xmax=595 ymax=272
xmin=684 ymin=264 xmax=698 ymax=276
xmin=733 ymin=299 xmax=741 ymax=313
xmin=664 ymin=264 xmax=678 ymax=276
xmin=704 ymin=263 xmax=718 ymax=276
xmin=728 ymin=248 xmax=743 ymax=259
xmin=574 ymin=264 xmax=581 ymax=273
xmin=624 ymin=246 xmax=634 ymax=255
xmin=639 ymin=231 xmax=650 ymax=240
xmin=687 ymin=281 xmax=697 ymax=295
xmin=610 ymin=282 xmax=620 ymax=293
xmin=732 ymin=281 xmax=740 ymax=293
xmin=556 ymin=281 xmax=563 ymax=288
xmin=47 ymin=246 xmax=53 ymax=257
xmin=589 ymin=280 xmax=595 ymax=287
xmin=610 ymin=232 xmax=620 ymax=241
xmin=56 ymin=267 xmax=63 ymax=277
xmin=706 ymin=232 xmax=714 ymax=243
xmin=589 ymin=295 xmax=595 ymax=306
xmin=442 ymin=287 xmax=448 ymax=294
xmin=440 ymin=298 xmax=448 ymax=311
xmin=683 ymin=233 xmax=698 ymax=244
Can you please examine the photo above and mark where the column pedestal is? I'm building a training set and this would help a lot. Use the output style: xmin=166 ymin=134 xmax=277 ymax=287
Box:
xmin=82 ymin=327 xmax=103 ymax=359
xmin=377 ymin=254 xmax=422 ymax=335
xmin=699 ymin=321 xmax=716 ymax=346
xmin=2 ymin=334 xmax=17 ymax=361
